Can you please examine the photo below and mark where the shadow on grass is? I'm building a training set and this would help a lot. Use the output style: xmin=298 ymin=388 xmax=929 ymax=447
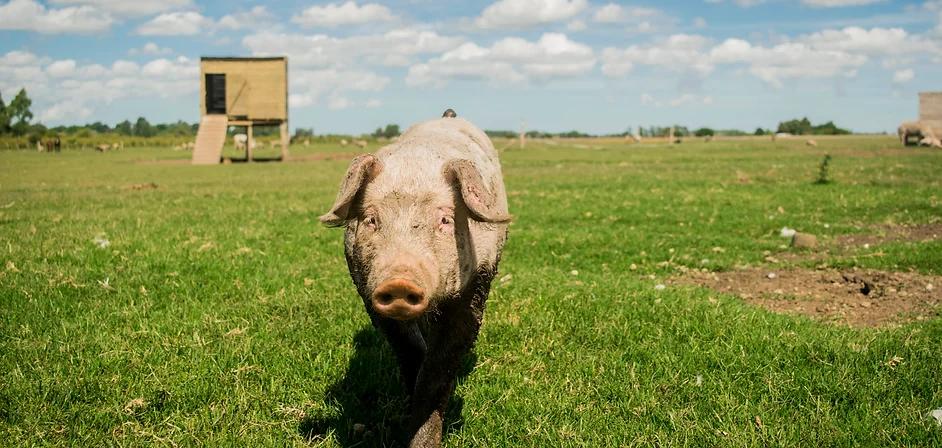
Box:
xmin=300 ymin=325 xmax=474 ymax=447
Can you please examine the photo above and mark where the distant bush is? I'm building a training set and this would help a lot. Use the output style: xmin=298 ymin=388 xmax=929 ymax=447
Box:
xmin=694 ymin=128 xmax=715 ymax=137
xmin=777 ymin=117 xmax=850 ymax=135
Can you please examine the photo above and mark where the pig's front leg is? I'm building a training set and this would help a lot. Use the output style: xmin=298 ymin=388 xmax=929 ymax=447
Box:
xmin=407 ymin=299 xmax=484 ymax=448
xmin=370 ymin=312 xmax=427 ymax=393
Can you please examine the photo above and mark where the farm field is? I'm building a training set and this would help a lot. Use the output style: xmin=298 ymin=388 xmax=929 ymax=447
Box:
xmin=1 ymin=136 xmax=941 ymax=446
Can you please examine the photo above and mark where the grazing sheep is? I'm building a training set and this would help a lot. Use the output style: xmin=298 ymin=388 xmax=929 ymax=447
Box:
xmin=340 ymin=139 xmax=349 ymax=147
xmin=704 ymin=135 xmax=714 ymax=142
xmin=304 ymin=139 xmax=310 ymax=147
xmin=111 ymin=143 xmax=120 ymax=150
xmin=898 ymin=121 xmax=925 ymax=146
xmin=354 ymin=140 xmax=368 ymax=149
xmin=234 ymin=134 xmax=248 ymax=151
xmin=805 ymin=139 xmax=818 ymax=147
xmin=96 ymin=144 xmax=109 ymax=152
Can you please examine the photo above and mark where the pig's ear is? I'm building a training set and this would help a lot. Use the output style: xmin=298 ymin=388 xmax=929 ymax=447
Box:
xmin=444 ymin=159 xmax=511 ymax=223
xmin=319 ymin=154 xmax=382 ymax=227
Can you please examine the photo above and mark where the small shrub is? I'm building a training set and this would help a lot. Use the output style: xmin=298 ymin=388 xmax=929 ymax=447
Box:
xmin=814 ymin=154 xmax=832 ymax=185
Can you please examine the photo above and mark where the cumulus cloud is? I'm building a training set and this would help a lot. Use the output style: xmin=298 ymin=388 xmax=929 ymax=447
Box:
xmin=0 ymin=50 xmax=197 ymax=124
xmin=128 ymin=42 xmax=172 ymax=56
xmin=892 ymin=68 xmax=914 ymax=83
xmin=475 ymin=0 xmax=587 ymax=28
xmin=0 ymin=0 xmax=113 ymax=34
xmin=602 ymin=26 xmax=938 ymax=87
xmin=136 ymin=11 xmax=212 ymax=36
xmin=292 ymin=1 xmax=395 ymax=27
xmin=592 ymin=3 xmax=660 ymax=23
xmin=288 ymin=68 xmax=389 ymax=108
xmin=601 ymin=34 xmax=715 ymax=77
xmin=218 ymin=6 xmax=274 ymax=30
xmin=407 ymin=32 xmax=595 ymax=86
xmin=243 ymin=28 xmax=465 ymax=67
xmin=49 ymin=0 xmax=192 ymax=17
xmin=801 ymin=0 xmax=883 ymax=7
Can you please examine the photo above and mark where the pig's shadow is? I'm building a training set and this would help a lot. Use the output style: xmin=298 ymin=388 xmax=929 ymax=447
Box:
xmin=299 ymin=326 xmax=475 ymax=447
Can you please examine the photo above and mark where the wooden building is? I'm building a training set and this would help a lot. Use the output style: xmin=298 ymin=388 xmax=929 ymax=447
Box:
xmin=192 ymin=57 xmax=288 ymax=165
xmin=920 ymin=92 xmax=942 ymax=124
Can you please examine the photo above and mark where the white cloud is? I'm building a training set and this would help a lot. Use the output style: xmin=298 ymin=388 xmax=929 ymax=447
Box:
xmin=129 ymin=42 xmax=173 ymax=56
xmin=592 ymin=3 xmax=659 ymax=23
xmin=243 ymin=28 xmax=465 ymax=67
xmin=475 ymin=0 xmax=587 ymax=28
xmin=710 ymin=38 xmax=867 ymax=87
xmin=327 ymin=96 xmax=353 ymax=110
xmin=218 ymin=6 xmax=274 ymax=30
xmin=705 ymin=0 xmax=767 ymax=6
xmin=567 ymin=19 xmax=586 ymax=31
xmin=0 ymin=0 xmax=113 ymax=34
xmin=602 ymin=26 xmax=932 ymax=88
xmin=365 ymin=98 xmax=382 ymax=108
xmin=136 ymin=11 xmax=212 ymax=36
xmin=0 ymin=50 xmax=198 ymax=125
xmin=892 ymin=68 xmax=914 ymax=83
xmin=601 ymin=34 xmax=715 ymax=77
xmin=292 ymin=1 xmax=394 ymax=27
xmin=407 ymin=33 xmax=595 ymax=86
xmin=47 ymin=59 xmax=77 ymax=77
xmin=288 ymin=68 xmax=389 ymax=108
xmin=49 ymin=0 xmax=192 ymax=17
xmin=639 ymin=92 xmax=713 ymax=108
xmin=801 ymin=0 xmax=883 ymax=7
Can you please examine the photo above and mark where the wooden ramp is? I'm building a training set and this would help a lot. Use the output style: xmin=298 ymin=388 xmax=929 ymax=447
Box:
xmin=191 ymin=115 xmax=228 ymax=165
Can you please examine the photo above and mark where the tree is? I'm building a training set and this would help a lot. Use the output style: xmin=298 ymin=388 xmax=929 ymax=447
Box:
xmin=694 ymin=127 xmax=714 ymax=137
xmin=132 ymin=116 xmax=155 ymax=137
xmin=8 ymin=88 xmax=33 ymax=136
xmin=0 ymin=91 xmax=9 ymax=134
xmin=115 ymin=120 xmax=132 ymax=135
xmin=382 ymin=124 xmax=400 ymax=138
xmin=776 ymin=117 xmax=812 ymax=135
xmin=754 ymin=127 xmax=767 ymax=136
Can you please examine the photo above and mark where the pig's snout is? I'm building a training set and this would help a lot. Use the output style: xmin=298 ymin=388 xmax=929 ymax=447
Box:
xmin=371 ymin=278 xmax=428 ymax=320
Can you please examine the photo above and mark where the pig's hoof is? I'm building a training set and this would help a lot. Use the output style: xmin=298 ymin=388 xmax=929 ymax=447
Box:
xmin=409 ymin=411 xmax=443 ymax=448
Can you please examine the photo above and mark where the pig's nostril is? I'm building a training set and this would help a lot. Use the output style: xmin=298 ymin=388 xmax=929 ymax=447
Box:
xmin=406 ymin=293 xmax=421 ymax=305
xmin=377 ymin=293 xmax=393 ymax=304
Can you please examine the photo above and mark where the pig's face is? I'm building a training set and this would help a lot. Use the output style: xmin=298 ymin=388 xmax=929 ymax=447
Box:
xmin=321 ymin=155 xmax=509 ymax=321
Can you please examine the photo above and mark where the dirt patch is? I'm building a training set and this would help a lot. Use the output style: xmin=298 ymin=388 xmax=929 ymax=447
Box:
xmin=680 ymin=268 xmax=940 ymax=327
xmin=834 ymin=223 xmax=942 ymax=249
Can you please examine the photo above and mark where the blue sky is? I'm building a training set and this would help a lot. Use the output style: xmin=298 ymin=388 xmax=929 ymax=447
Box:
xmin=1 ymin=0 xmax=941 ymax=134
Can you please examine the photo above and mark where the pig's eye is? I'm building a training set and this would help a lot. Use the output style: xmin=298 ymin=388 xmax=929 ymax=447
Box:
xmin=440 ymin=216 xmax=454 ymax=227
xmin=363 ymin=216 xmax=377 ymax=229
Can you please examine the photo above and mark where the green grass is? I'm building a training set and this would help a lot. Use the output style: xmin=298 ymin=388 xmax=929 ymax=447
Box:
xmin=1 ymin=136 xmax=941 ymax=446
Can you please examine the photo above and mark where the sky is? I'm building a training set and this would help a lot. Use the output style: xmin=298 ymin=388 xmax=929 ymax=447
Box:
xmin=1 ymin=0 xmax=941 ymax=134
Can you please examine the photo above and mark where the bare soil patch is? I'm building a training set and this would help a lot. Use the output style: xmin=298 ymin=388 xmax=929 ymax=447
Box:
xmin=834 ymin=223 xmax=942 ymax=250
xmin=681 ymin=268 xmax=940 ymax=327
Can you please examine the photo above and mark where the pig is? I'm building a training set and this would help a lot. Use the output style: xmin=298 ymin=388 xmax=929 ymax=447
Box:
xmin=320 ymin=110 xmax=509 ymax=447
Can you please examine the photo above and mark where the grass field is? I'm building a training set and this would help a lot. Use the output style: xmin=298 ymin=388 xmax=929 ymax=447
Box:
xmin=1 ymin=136 xmax=941 ymax=446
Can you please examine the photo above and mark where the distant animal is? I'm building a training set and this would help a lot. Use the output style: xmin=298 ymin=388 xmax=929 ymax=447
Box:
xmin=320 ymin=111 xmax=509 ymax=448
xmin=898 ymin=121 xmax=926 ymax=146
xmin=96 ymin=144 xmax=109 ymax=152
xmin=805 ymin=139 xmax=818 ymax=147
xmin=340 ymin=139 xmax=349 ymax=147
xmin=919 ymin=136 xmax=942 ymax=148
xmin=234 ymin=134 xmax=248 ymax=150
xmin=354 ymin=140 xmax=368 ymax=149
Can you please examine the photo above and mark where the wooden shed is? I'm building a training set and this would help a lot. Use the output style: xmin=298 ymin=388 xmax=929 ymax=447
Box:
xmin=192 ymin=57 xmax=288 ymax=165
